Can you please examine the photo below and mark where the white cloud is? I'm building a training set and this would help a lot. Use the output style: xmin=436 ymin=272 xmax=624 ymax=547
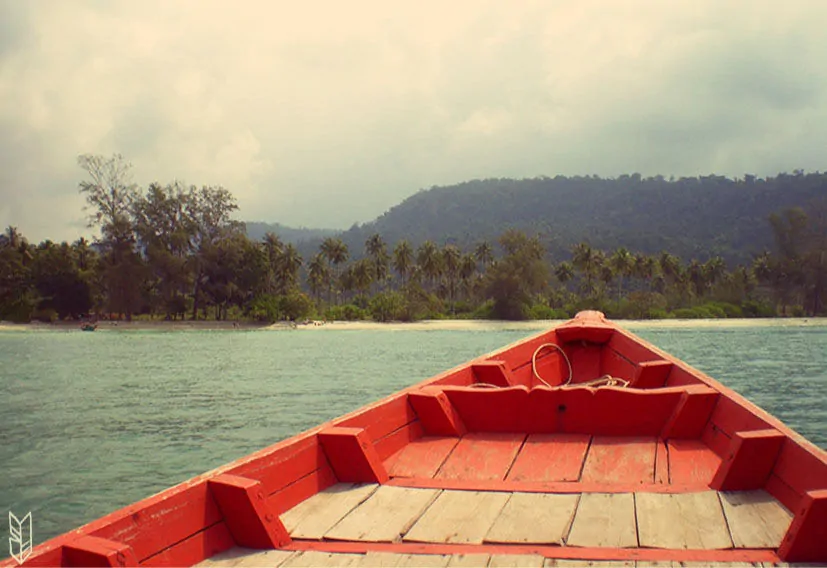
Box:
xmin=1 ymin=0 xmax=827 ymax=241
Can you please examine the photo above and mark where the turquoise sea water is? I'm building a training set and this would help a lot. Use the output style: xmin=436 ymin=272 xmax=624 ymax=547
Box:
xmin=1 ymin=324 xmax=826 ymax=545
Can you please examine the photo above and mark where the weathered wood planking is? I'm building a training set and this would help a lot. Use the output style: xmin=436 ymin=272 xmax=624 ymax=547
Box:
xmin=489 ymin=554 xmax=545 ymax=567
xmin=506 ymin=434 xmax=591 ymax=482
xmin=654 ymin=439 xmax=669 ymax=485
xmin=543 ymin=560 xmax=633 ymax=567
xmin=325 ymin=486 xmax=440 ymax=542
xmin=194 ymin=547 xmax=295 ymax=567
xmin=193 ymin=548 xmax=301 ymax=567
xmin=580 ymin=437 xmax=656 ymax=484
xmin=566 ymin=493 xmax=638 ymax=548
xmin=385 ymin=437 xmax=460 ymax=479
xmin=281 ymin=483 xmax=378 ymax=540
xmin=436 ymin=433 xmax=525 ymax=481
xmin=668 ymin=439 xmax=721 ymax=485
xmin=404 ymin=490 xmax=510 ymax=544
xmin=357 ymin=552 xmax=403 ymax=567
xmin=282 ymin=551 xmax=364 ymax=567
xmin=719 ymin=491 xmax=794 ymax=549
xmin=636 ymin=492 xmax=733 ymax=549
xmin=485 ymin=492 xmax=580 ymax=544
xmin=446 ymin=554 xmax=491 ymax=566
xmin=392 ymin=554 xmax=452 ymax=567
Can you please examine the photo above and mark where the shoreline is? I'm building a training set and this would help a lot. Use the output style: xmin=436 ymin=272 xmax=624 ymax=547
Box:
xmin=2 ymin=317 xmax=826 ymax=333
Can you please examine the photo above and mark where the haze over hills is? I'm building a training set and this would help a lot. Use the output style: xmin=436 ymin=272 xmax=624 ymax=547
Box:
xmin=249 ymin=172 xmax=827 ymax=266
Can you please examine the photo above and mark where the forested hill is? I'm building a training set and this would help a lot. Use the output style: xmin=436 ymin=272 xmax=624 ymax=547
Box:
xmin=245 ymin=222 xmax=337 ymax=244
xmin=313 ymin=173 xmax=825 ymax=265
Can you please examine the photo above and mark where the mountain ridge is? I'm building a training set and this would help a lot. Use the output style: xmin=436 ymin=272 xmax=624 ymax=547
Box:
xmin=248 ymin=172 xmax=827 ymax=265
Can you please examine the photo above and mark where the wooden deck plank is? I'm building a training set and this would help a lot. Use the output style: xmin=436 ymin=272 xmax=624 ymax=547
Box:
xmin=668 ymin=439 xmax=721 ymax=485
xmin=506 ymin=434 xmax=591 ymax=482
xmin=282 ymin=551 xmax=363 ymax=567
xmin=325 ymin=486 xmax=440 ymax=542
xmin=654 ymin=439 xmax=669 ymax=485
xmin=544 ymin=561 xmax=633 ymax=567
xmin=395 ymin=555 xmax=451 ymax=567
xmin=636 ymin=491 xmax=733 ymax=549
xmin=233 ymin=550 xmax=297 ymax=567
xmin=386 ymin=437 xmax=460 ymax=479
xmin=485 ymin=492 xmax=579 ymax=544
xmin=566 ymin=493 xmax=638 ymax=548
xmin=719 ymin=491 xmax=794 ymax=549
xmin=281 ymin=483 xmax=378 ymax=540
xmin=404 ymin=490 xmax=511 ymax=544
xmin=436 ymin=433 xmax=526 ymax=481
xmin=447 ymin=554 xmax=491 ymax=566
xmin=580 ymin=437 xmax=656 ymax=484
xmin=194 ymin=547 xmax=297 ymax=567
xmin=358 ymin=552 xmax=402 ymax=567
xmin=489 ymin=554 xmax=545 ymax=567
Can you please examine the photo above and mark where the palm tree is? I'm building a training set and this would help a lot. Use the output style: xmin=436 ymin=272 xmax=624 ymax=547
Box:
xmin=352 ymin=259 xmax=374 ymax=297
xmin=393 ymin=240 xmax=414 ymax=286
xmin=703 ymin=256 xmax=726 ymax=292
xmin=572 ymin=242 xmax=599 ymax=296
xmin=307 ymin=253 xmax=329 ymax=301
xmin=417 ymin=241 xmax=441 ymax=291
xmin=441 ymin=244 xmax=461 ymax=312
xmin=610 ymin=247 xmax=634 ymax=300
xmin=459 ymin=253 xmax=477 ymax=301
xmin=320 ymin=237 xmax=349 ymax=304
xmin=475 ymin=241 xmax=493 ymax=271
xmin=633 ymin=253 xmax=657 ymax=291
xmin=278 ymin=243 xmax=303 ymax=292
xmin=555 ymin=261 xmax=574 ymax=286
xmin=688 ymin=259 xmax=707 ymax=299
xmin=365 ymin=233 xmax=389 ymax=291
xmin=261 ymin=232 xmax=283 ymax=295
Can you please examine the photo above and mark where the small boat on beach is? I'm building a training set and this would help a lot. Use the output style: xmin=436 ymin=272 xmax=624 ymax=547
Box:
xmin=79 ymin=322 xmax=97 ymax=332
xmin=4 ymin=311 xmax=826 ymax=567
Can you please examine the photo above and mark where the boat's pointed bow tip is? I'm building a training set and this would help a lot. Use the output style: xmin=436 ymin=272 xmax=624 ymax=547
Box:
xmin=571 ymin=310 xmax=608 ymax=323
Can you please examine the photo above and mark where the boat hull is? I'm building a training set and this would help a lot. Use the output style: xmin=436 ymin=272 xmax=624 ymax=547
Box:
xmin=4 ymin=311 xmax=826 ymax=566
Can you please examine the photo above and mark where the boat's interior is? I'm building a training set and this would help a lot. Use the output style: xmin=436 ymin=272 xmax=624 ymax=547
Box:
xmin=10 ymin=313 xmax=826 ymax=568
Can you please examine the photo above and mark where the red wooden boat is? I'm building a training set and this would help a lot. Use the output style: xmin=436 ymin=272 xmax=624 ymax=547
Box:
xmin=4 ymin=311 xmax=826 ymax=567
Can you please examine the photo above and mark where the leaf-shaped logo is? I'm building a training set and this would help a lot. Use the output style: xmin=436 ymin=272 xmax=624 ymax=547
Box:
xmin=8 ymin=511 xmax=32 ymax=564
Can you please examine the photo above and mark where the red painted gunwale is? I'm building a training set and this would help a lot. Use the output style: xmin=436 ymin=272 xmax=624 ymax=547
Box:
xmin=3 ymin=311 xmax=826 ymax=566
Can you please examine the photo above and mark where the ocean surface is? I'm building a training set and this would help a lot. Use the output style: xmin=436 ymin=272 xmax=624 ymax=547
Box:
xmin=1 ymin=323 xmax=826 ymax=545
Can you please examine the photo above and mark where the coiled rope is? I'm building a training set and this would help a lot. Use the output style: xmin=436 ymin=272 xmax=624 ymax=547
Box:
xmin=531 ymin=343 xmax=629 ymax=388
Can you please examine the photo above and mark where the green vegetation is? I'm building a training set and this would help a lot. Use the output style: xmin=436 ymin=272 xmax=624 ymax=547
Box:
xmin=1 ymin=155 xmax=826 ymax=323
xmin=315 ymin=172 xmax=827 ymax=267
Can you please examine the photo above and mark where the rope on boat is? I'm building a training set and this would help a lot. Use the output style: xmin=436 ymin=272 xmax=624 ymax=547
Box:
xmin=532 ymin=343 xmax=572 ymax=387
xmin=531 ymin=343 xmax=630 ymax=389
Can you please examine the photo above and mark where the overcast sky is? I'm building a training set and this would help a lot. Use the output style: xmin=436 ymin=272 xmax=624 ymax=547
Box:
xmin=2 ymin=1 xmax=827 ymax=242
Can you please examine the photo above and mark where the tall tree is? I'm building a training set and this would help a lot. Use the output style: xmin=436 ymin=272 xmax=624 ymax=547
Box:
xmin=484 ymin=232 xmax=548 ymax=319
xmin=571 ymin=242 xmax=599 ymax=297
xmin=320 ymin=237 xmax=349 ymax=304
xmin=307 ymin=253 xmax=329 ymax=302
xmin=475 ymin=241 xmax=494 ymax=270
xmin=260 ymin=232 xmax=284 ymax=295
xmin=365 ymin=233 xmax=389 ymax=292
xmin=77 ymin=153 xmax=144 ymax=319
xmin=392 ymin=240 xmax=414 ymax=286
xmin=441 ymin=244 xmax=461 ymax=312
xmin=187 ymin=185 xmax=242 ymax=319
xmin=417 ymin=240 xmax=441 ymax=291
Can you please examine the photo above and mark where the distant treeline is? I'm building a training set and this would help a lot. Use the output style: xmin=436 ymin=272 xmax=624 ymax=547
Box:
xmin=1 ymin=155 xmax=826 ymax=323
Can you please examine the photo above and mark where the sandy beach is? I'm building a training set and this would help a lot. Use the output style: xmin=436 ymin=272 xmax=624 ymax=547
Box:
xmin=1 ymin=317 xmax=826 ymax=333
